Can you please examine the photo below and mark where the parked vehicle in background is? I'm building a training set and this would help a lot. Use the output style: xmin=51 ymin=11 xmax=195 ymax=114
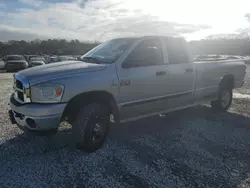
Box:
xmin=9 ymin=36 xmax=247 ymax=152
xmin=4 ymin=55 xmax=28 ymax=72
xmin=194 ymin=55 xmax=225 ymax=61
xmin=23 ymin=55 xmax=38 ymax=62
xmin=56 ymin=56 xmax=75 ymax=62
xmin=28 ymin=57 xmax=46 ymax=67
xmin=41 ymin=55 xmax=50 ymax=64
xmin=47 ymin=56 xmax=58 ymax=63
xmin=0 ymin=58 xmax=5 ymax=70
xmin=194 ymin=55 xmax=250 ymax=64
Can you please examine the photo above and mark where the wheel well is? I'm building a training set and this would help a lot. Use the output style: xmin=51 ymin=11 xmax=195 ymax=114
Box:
xmin=220 ymin=75 xmax=234 ymax=89
xmin=61 ymin=91 xmax=120 ymax=124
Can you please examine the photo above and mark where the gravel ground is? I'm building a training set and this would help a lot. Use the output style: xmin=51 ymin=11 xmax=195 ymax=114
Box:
xmin=0 ymin=67 xmax=250 ymax=188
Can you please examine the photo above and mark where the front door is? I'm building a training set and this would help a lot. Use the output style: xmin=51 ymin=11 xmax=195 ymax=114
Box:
xmin=116 ymin=38 xmax=169 ymax=120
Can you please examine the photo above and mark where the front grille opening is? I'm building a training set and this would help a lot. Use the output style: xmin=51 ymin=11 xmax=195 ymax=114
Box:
xmin=14 ymin=111 xmax=25 ymax=120
xmin=16 ymin=80 xmax=23 ymax=90
xmin=17 ymin=91 xmax=24 ymax=101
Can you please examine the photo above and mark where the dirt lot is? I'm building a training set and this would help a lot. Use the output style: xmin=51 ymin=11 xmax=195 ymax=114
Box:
xmin=0 ymin=66 xmax=250 ymax=188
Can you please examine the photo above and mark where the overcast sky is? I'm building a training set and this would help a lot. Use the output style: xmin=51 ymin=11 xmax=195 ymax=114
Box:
xmin=0 ymin=0 xmax=249 ymax=41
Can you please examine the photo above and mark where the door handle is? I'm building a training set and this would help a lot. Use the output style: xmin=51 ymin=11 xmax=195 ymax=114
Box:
xmin=156 ymin=71 xmax=166 ymax=76
xmin=185 ymin=68 xmax=193 ymax=73
xmin=120 ymin=79 xmax=130 ymax=86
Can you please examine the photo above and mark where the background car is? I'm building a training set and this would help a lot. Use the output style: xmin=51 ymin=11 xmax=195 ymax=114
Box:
xmin=55 ymin=56 xmax=75 ymax=62
xmin=28 ymin=57 xmax=46 ymax=67
xmin=24 ymin=55 xmax=38 ymax=62
xmin=0 ymin=58 xmax=5 ymax=70
xmin=4 ymin=55 xmax=28 ymax=72
xmin=47 ymin=56 xmax=58 ymax=63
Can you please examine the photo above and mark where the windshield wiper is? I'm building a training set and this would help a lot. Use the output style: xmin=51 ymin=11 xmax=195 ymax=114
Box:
xmin=80 ymin=56 xmax=101 ymax=64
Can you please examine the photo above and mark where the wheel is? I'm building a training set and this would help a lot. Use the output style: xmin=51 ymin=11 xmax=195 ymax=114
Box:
xmin=72 ymin=103 xmax=110 ymax=152
xmin=211 ymin=87 xmax=232 ymax=112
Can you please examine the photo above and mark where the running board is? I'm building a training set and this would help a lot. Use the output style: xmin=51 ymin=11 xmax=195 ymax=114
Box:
xmin=120 ymin=104 xmax=197 ymax=124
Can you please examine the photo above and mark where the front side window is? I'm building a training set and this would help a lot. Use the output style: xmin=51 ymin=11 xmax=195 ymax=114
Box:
xmin=122 ymin=38 xmax=164 ymax=68
xmin=80 ymin=38 xmax=134 ymax=64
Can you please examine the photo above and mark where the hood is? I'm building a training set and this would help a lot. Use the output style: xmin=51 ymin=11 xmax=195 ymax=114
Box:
xmin=19 ymin=60 xmax=107 ymax=84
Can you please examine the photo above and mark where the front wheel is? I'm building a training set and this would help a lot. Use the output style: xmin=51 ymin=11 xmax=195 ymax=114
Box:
xmin=211 ymin=87 xmax=232 ymax=112
xmin=72 ymin=103 xmax=110 ymax=152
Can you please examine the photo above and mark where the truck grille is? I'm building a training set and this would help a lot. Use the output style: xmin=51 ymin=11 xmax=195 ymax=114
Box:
xmin=13 ymin=74 xmax=30 ymax=104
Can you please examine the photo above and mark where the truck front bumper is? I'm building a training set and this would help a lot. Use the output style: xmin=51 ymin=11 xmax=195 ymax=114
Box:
xmin=9 ymin=96 xmax=67 ymax=131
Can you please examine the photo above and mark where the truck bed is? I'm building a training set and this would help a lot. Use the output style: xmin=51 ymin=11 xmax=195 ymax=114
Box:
xmin=193 ymin=59 xmax=246 ymax=101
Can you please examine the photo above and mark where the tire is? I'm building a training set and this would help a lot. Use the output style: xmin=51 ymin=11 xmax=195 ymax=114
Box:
xmin=72 ymin=103 xmax=110 ymax=152
xmin=211 ymin=87 xmax=232 ymax=112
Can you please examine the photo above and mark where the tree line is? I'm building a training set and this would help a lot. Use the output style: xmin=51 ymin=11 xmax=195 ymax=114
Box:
xmin=189 ymin=38 xmax=250 ymax=56
xmin=0 ymin=39 xmax=99 ymax=56
xmin=1 ymin=38 xmax=250 ymax=56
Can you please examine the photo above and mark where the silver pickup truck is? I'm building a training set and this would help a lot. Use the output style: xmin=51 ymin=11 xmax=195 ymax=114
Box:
xmin=9 ymin=36 xmax=246 ymax=152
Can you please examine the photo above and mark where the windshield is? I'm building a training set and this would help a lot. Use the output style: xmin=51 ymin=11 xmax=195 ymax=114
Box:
xmin=80 ymin=38 xmax=134 ymax=64
xmin=7 ymin=56 xmax=24 ymax=61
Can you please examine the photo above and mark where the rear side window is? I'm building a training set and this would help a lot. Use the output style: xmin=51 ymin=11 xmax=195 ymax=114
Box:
xmin=122 ymin=38 xmax=164 ymax=68
xmin=165 ymin=38 xmax=189 ymax=64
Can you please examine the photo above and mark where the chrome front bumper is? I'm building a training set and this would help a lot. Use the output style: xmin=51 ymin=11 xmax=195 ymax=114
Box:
xmin=9 ymin=97 xmax=67 ymax=131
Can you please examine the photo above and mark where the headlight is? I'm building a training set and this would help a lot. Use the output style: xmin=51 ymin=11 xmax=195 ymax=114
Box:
xmin=31 ymin=84 xmax=64 ymax=103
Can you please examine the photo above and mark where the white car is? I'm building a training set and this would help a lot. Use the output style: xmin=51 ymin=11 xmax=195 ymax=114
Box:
xmin=56 ymin=56 xmax=74 ymax=62
xmin=29 ymin=57 xmax=46 ymax=67
xmin=0 ymin=58 xmax=5 ymax=70
xmin=4 ymin=55 xmax=28 ymax=72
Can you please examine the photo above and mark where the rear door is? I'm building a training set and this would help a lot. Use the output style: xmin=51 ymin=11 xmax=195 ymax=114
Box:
xmin=163 ymin=37 xmax=196 ymax=108
xmin=116 ymin=37 xmax=169 ymax=120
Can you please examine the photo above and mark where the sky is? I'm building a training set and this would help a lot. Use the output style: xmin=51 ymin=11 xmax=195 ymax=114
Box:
xmin=0 ymin=0 xmax=250 ymax=42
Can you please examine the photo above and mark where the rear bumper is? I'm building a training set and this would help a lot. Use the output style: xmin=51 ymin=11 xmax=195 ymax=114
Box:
xmin=9 ymin=97 xmax=67 ymax=131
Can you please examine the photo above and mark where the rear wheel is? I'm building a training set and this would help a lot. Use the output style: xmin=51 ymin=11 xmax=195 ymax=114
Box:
xmin=72 ymin=103 xmax=110 ymax=152
xmin=211 ymin=87 xmax=232 ymax=112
